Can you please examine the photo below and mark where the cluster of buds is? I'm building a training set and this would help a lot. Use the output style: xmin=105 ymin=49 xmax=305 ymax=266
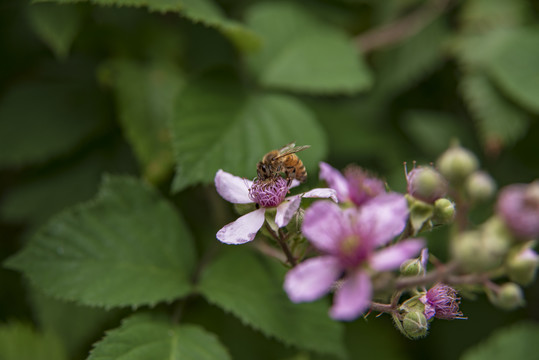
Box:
xmin=214 ymin=142 xmax=538 ymax=339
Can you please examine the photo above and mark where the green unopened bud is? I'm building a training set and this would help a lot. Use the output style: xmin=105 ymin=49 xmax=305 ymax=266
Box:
xmin=401 ymin=258 xmax=425 ymax=276
xmin=407 ymin=166 xmax=448 ymax=203
xmin=437 ymin=145 xmax=479 ymax=185
xmin=465 ymin=171 xmax=496 ymax=202
xmin=402 ymin=311 xmax=428 ymax=339
xmin=433 ymin=198 xmax=455 ymax=224
xmin=451 ymin=230 xmax=483 ymax=271
xmin=488 ymin=283 xmax=525 ymax=310
xmin=451 ymin=219 xmax=511 ymax=272
xmin=506 ymin=242 xmax=539 ymax=285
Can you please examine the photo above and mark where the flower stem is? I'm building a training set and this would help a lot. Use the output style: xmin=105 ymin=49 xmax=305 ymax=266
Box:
xmin=390 ymin=261 xmax=499 ymax=292
xmin=264 ymin=223 xmax=297 ymax=267
xmin=370 ymin=301 xmax=397 ymax=314
xmin=355 ymin=0 xmax=453 ymax=53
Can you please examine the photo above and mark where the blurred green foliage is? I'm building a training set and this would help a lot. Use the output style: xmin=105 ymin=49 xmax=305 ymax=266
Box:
xmin=1 ymin=0 xmax=538 ymax=359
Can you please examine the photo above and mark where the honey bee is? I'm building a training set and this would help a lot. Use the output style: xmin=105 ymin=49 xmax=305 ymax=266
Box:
xmin=256 ymin=142 xmax=310 ymax=185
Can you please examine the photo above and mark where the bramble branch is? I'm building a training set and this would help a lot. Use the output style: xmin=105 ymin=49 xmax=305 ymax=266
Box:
xmin=355 ymin=0 xmax=453 ymax=54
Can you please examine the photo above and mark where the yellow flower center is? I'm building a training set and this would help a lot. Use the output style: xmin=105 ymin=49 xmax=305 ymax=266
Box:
xmin=340 ymin=235 xmax=360 ymax=256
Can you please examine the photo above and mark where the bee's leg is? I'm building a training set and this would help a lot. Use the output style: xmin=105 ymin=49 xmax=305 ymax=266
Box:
xmin=286 ymin=167 xmax=296 ymax=188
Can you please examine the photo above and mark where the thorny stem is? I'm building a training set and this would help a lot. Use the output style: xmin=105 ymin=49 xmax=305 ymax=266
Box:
xmin=355 ymin=0 xmax=453 ymax=54
xmin=369 ymin=263 xmax=497 ymax=317
xmin=264 ymin=223 xmax=297 ymax=267
xmin=253 ymin=241 xmax=287 ymax=263
xmin=370 ymin=301 xmax=397 ymax=315
xmin=397 ymin=220 xmax=413 ymax=241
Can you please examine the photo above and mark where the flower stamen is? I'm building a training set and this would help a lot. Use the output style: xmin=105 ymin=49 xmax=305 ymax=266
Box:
xmin=248 ymin=178 xmax=289 ymax=208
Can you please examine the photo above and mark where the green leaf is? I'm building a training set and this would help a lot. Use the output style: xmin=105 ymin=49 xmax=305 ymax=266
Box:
xmin=36 ymin=0 xmax=260 ymax=52
xmin=0 ymin=322 xmax=67 ymax=360
xmin=197 ymin=248 xmax=346 ymax=359
xmin=460 ymin=71 xmax=529 ymax=150
xmin=0 ymin=82 xmax=105 ymax=168
xmin=100 ymin=59 xmax=183 ymax=183
xmin=450 ymin=28 xmax=516 ymax=70
xmin=246 ymin=2 xmax=372 ymax=94
xmin=461 ymin=322 xmax=539 ymax=360
xmin=485 ymin=27 xmax=539 ymax=114
xmin=88 ymin=314 xmax=231 ymax=360
xmin=179 ymin=0 xmax=260 ymax=53
xmin=27 ymin=2 xmax=83 ymax=59
xmin=29 ymin=286 xmax=117 ymax=358
xmin=459 ymin=0 xmax=530 ymax=31
xmin=401 ymin=110 xmax=475 ymax=155
xmin=5 ymin=175 xmax=196 ymax=308
xmin=0 ymin=142 xmax=136 ymax=226
xmin=373 ymin=18 xmax=449 ymax=97
xmin=171 ymin=71 xmax=327 ymax=192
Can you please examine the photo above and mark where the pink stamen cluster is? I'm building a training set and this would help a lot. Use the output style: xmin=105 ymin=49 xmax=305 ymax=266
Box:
xmin=420 ymin=283 xmax=464 ymax=320
xmin=248 ymin=178 xmax=289 ymax=208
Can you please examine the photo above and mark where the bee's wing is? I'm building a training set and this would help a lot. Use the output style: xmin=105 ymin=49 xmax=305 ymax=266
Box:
xmin=276 ymin=144 xmax=310 ymax=158
xmin=277 ymin=142 xmax=296 ymax=154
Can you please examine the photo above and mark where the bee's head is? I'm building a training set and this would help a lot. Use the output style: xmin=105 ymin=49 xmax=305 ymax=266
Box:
xmin=256 ymin=161 xmax=270 ymax=179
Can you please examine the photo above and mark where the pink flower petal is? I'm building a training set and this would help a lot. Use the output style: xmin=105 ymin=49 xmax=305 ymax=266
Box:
xmin=302 ymin=201 xmax=351 ymax=254
xmin=330 ymin=269 xmax=372 ymax=321
xmin=369 ymin=238 xmax=425 ymax=271
xmin=357 ymin=193 xmax=409 ymax=247
xmin=275 ymin=196 xmax=302 ymax=227
xmin=216 ymin=208 xmax=265 ymax=244
xmin=284 ymin=256 xmax=342 ymax=303
xmin=301 ymin=188 xmax=338 ymax=203
xmin=420 ymin=248 xmax=429 ymax=270
xmin=319 ymin=162 xmax=349 ymax=202
xmin=215 ymin=170 xmax=253 ymax=204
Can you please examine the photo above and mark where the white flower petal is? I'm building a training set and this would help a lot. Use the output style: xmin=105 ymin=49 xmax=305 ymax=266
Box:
xmin=275 ymin=196 xmax=302 ymax=227
xmin=215 ymin=169 xmax=253 ymax=204
xmin=290 ymin=179 xmax=301 ymax=188
xmin=302 ymin=188 xmax=338 ymax=202
xmin=216 ymin=208 xmax=265 ymax=245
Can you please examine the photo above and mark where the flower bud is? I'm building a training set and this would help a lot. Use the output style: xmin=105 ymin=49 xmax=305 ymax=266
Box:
xmin=407 ymin=167 xmax=448 ymax=203
xmin=433 ymin=198 xmax=455 ymax=224
xmin=451 ymin=231 xmax=482 ymax=271
xmin=400 ymin=258 xmax=425 ymax=276
xmin=437 ymin=145 xmax=479 ymax=185
xmin=496 ymin=181 xmax=539 ymax=239
xmin=488 ymin=283 xmax=525 ymax=310
xmin=451 ymin=219 xmax=511 ymax=272
xmin=465 ymin=171 xmax=496 ymax=202
xmin=506 ymin=242 xmax=539 ymax=285
xmin=401 ymin=248 xmax=428 ymax=277
xmin=402 ymin=311 xmax=429 ymax=339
